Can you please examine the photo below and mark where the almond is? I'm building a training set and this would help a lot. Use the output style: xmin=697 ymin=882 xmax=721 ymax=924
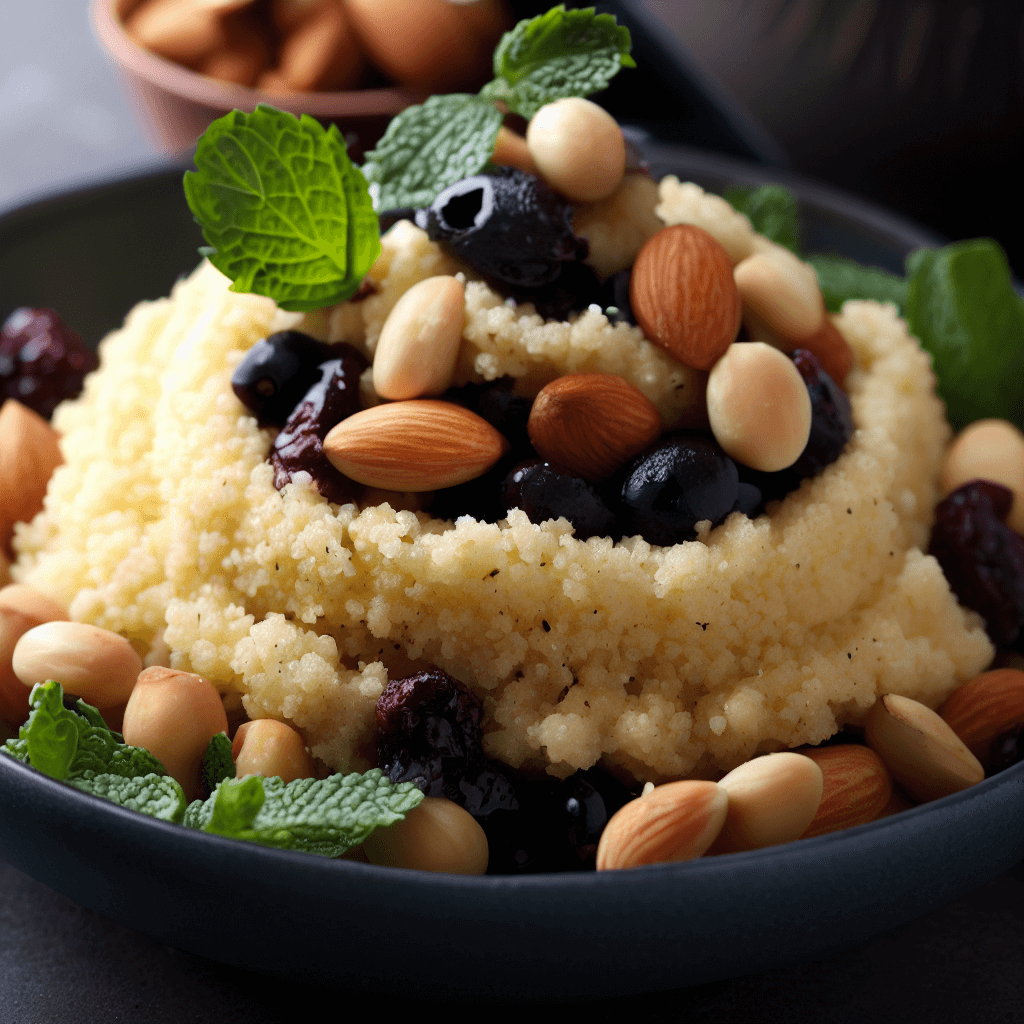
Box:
xmin=797 ymin=744 xmax=893 ymax=838
xmin=629 ymin=225 xmax=741 ymax=371
xmin=940 ymin=668 xmax=1024 ymax=768
xmin=865 ymin=693 xmax=984 ymax=803
xmin=795 ymin=317 xmax=854 ymax=387
xmin=527 ymin=373 xmax=662 ymax=481
xmin=596 ymin=780 xmax=727 ymax=870
xmin=323 ymin=400 xmax=509 ymax=491
xmin=0 ymin=399 xmax=63 ymax=551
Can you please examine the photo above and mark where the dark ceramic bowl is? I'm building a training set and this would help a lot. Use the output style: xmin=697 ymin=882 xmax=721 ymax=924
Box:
xmin=1 ymin=149 xmax=1022 ymax=1002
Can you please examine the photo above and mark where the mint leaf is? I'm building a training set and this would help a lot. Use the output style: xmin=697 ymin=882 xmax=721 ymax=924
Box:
xmin=807 ymin=254 xmax=908 ymax=313
xmin=184 ymin=105 xmax=381 ymax=312
xmin=70 ymin=773 xmax=186 ymax=824
xmin=362 ymin=95 xmax=503 ymax=211
xmin=1 ymin=736 xmax=29 ymax=763
xmin=201 ymin=732 xmax=236 ymax=794
xmin=726 ymin=184 xmax=800 ymax=254
xmin=904 ymin=239 xmax=1024 ymax=432
xmin=22 ymin=682 xmax=79 ymax=779
xmin=186 ymin=770 xmax=424 ymax=857
xmin=484 ymin=5 xmax=634 ymax=119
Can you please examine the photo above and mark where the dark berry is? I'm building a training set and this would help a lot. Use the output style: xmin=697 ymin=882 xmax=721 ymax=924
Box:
xmin=428 ymin=452 xmax=523 ymax=524
xmin=928 ymin=481 xmax=1024 ymax=648
xmin=269 ymin=346 xmax=366 ymax=505
xmin=735 ymin=461 xmax=800 ymax=507
xmin=600 ymin=268 xmax=637 ymax=326
xmin=0 ymin=307 xmax=97 ymax=420
xmin=614 ymin=434 xmax=740 ymax=545
xmin=734 ymin=481 xmax=763 ymax=518
xmin=557 ymin=767 xmax=635 ymax=869
xmin=231 ymin=330 xmax=336 ymax=427
xmin=501 ymin=460 xmax=617 ymax=540
xmin=987 ymin=726 xmax=1024 ymax=775
xmin=443 ymin=377 xmax=534 ymax=458
xmin=520 ymin=260 xmax=604 ymax=321
xmin=789 ymin=349 xmax=853 ymax=478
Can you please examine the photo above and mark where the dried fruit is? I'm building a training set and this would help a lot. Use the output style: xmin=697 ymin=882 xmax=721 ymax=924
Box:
xmin=788 ymin=348 xmax=853 ymax=478
xmin=500 ymin=459 xmax=617 ymax=539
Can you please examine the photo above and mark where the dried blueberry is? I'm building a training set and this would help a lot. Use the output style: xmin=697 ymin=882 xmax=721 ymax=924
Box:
xmin=0 ymin=307 xmax=97 ymax=420
xmin=599 ymin=268 xmax=637 ymax=326
xmin=429 ymin=452 xmax=523 ymax=524
xmin=557 ymin=767 xmax=635 ymax=869
xmin=988 ymin=727 xmax=1024 ymax=775
xmin=269 ymin=345 xmax=366 ymax=505
xmin=443 ymin=377 xmax=534 ymax=457
xmin=789 ymin=349 xmax=853 ymax=478
xmin=928 ymin=480 xmax=1024 ymax=648
xmin=501 ymin=460 xmax=617 ymax=540
xmin=231 ymin=330 xmax=336 ymax=426
xmin=613 ymin=434 xmax=740 ymax=545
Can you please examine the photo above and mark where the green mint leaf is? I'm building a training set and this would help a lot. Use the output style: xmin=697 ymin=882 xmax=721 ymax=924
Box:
xmin=183 ymin=105 xmax=381 ymax=312
xmin=486 ymin=5 xmax=634 ymax=119
xmin=22 ymin=681 xmax=79 ymax=780
xmin=70 ymin=773 xmax=186 ymax=824
xmin=361 ymin=94 xmax=503 ymax=211
xmin=201 ymin=732 xmax=236 ymax=794
xmin=807 ymin=254 xmax=908 ymax=313
xmin=1 ymin=736 xmax=29 ymax=764
xmin=725 ymin=184 xmax=800 ymax=254
xmin=904 ymin=239 xmax=1024 ymax=432
xmin=187 ymin=769 xmax=423 ymax=858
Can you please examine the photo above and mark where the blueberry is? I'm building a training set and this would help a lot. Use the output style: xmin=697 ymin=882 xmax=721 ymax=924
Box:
xmin=789 ymin=349 xmax=853 ymax=478
xmin=928 ymin=480 xmax=1024 ymax=649
xmin=443 ymin=377 xmax=534 ymax=458
xmin=0 ymin=307 xmax=97 ymax=420
xmin=501 ymin=460 xmax=618 ymax=540
xmin=557 ymin=767 xmax=635 ymax=869
xmin=429 ymin=452 xmax=523 ymax=524
xmin=269 ymin=346 xmax=366 ymax=505
xmin=600 ymin=268 xmax=637 ymax=326
xmin=614 ymin=434 xmax=740 ymax=545
xmin=734 ymin=481 xmax=763 ymax=518
xmin=231 ymin=330 xmax=336 ymax=426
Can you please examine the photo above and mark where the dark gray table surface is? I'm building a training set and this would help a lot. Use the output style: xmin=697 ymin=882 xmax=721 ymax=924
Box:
xmin=1 ymin=3 xmax=1022 ymax=1020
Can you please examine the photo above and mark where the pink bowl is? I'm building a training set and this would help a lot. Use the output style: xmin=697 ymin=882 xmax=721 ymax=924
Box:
xmin=90 ymin=0 xmax=422 ymax=156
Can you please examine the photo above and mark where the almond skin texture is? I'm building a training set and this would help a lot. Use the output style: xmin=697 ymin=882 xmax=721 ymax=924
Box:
xmin=527 ymin=373 xmax=662 ymax=481
xmin=795 ymin=317 xmax=854 ymax=388
xmin=0 ymin=585 xmax=69 ymax=725
xmin=0 ymin=399 xmax=63 ymax=550
xmin=797 ymin=744 xmax=893 ymax=838
xmin=865 ymin=693 xmax=985 ymax=803
xmin=323 ymin=400 xmax=510 ymax=491
xmin=596 ymin=780 xmax=727 ymax=870
xmin=940 ymin=668 xmax=1024 ymax=767
xmin=629 ymin=225 xmax=741 ymax=371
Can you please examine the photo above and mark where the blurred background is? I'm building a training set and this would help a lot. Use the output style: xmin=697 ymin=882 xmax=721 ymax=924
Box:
xmin=2 ymin=0 xmax=1022 ymax=275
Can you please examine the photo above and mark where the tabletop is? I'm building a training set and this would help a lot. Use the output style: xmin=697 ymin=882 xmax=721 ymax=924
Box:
xmin=1 ymin=2 xmax=1022 ymax=1020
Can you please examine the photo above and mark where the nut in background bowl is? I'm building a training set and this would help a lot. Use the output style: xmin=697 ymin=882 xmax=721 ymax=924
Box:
xmin=90 ymin=0 xmax=422 ymax=157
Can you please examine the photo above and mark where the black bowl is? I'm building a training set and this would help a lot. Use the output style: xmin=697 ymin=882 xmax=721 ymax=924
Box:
xmin=1 ymin=150 xmax=1021 ymax=1002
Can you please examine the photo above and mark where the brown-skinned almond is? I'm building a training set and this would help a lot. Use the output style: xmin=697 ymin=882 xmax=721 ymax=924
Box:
xmin=939 ymin=668 xmax=1024 ymax=768
xmin=323 ymin=400 xmax=509 ymax=492
xmin=797 ymin=744 xmax=893 ymax=838
xmin=0 ymin=399 xmax=63 ymax=550
xmin=865 ymin=693 xmax=984 ymax=803
xmin=527 ymin=373 xmax=662 ymax=481
xmin=629 ymin=225 xmax=741 ymax=371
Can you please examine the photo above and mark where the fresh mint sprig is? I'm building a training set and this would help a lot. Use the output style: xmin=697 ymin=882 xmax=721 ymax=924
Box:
xmin=184 ymin=105 xmax=381 ymax=312
xmin=363 ymin=5 xmax=633 ymax=211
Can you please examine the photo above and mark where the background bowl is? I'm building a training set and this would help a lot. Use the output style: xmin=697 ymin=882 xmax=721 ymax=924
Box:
xmin=90 ymin=0 xmax=421 ymax=156
xmin=0 ymin=146 xmax=1021 ymax=1001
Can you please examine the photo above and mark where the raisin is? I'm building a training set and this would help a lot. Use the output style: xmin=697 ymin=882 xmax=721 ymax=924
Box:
xmin=988 ymin=726 xmax=1024 ymax=775
xmin=269 ymin=345 xmax=366 ymax=505
xmin=600 ymin=268 xmax=636 ymax=326
xmin=501 ymin=460 xmax=618 ymax=540
xmin=928 ymin=481 xmax=1024 ymax=648
xmin=0 ymin=307 xmax=97 ymax=420
xmin=789 ymin=349 xmax=853 ymax=478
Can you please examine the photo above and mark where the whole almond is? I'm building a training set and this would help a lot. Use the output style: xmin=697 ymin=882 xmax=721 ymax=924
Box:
xmin=865 ymin=693 xmax=985 ymax=803
xmin=596 ymin=780 xmax=727 ymax=870
xmin=527 ymin=373 xmax=662 ymax=480
xmin=323 ymin=400 xmax=509 ymax=491
xmin=372 ymin=276 xmax=465 ymax=401
xmin=274 ymin=0 xmax=364 ymax=91
xmin=124 ymin=0 xmax=228 ymax=66
xmin=629 ymin=225 xmax=741 ymax=371
xmin=0 ymin=399 xmax=63 ymax=550
xmin=940 ymin=668 xmax=1024 ymax=768
xmin=709 ymin=752 xmax=823 ymax=853
xmin=794 ymin=318 xmax=854 ymax=387
xmin=797 ymin=744 xmax=893 ymax=838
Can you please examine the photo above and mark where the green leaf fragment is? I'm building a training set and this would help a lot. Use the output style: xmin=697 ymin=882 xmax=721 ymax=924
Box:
xmin=183 ymin=105 xmax=381 ymax=312
xmin=201 ymin=732 xmax=236 ymax=793
xmin=488 ymin=5 xmax=634 ymax=119
xmin=725 ymin=184 xmax=800 ymax=254
xmin=21 ymin=682 xmax=79 ymax=780
xmin=904 ymin=239 xmax=1024 ymax=432
xmin=807 ymin=254 xmax=908 ymax=313
xmin=362 ymin=95 xmax=504 ymax=212
xmin=186 ymin=769 xmax=424 ymax=858
xmin=1 ymin=736 xmax=29 ymax=764
xmin=70 ymin=772 xmax=186 ymax=824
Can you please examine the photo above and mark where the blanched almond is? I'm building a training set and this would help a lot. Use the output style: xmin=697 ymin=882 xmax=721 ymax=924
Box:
xmin=596 ymin=780 xmax=727 ymax=870
xmin=124 ymin=0 xmax=228 ymax=66
xmin=734 ymin=247 xmax=824 ymax=341
xmin=865 ymin=693 xmax=984 ymax=803
xmin=527 ymin=373 xmax=662 ymax=481
xmin=940 ymin=668 xmax=1024 ymax=769
xmin=0 ymin=585 xmax=69 ymax=725
xmin=0 ymin=400 xmax=63 ymax=549
xmin=275 ymin=0 xmax=364 ymax=91
xmin=798 ymin=744 xmax=892 ymax=837
xmin=323 ymin=400 xmax=509 ymax=491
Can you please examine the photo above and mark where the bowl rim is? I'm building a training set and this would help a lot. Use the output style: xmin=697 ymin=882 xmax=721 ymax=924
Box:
xmin=88 ymin=0 xmax=423 ymax=117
